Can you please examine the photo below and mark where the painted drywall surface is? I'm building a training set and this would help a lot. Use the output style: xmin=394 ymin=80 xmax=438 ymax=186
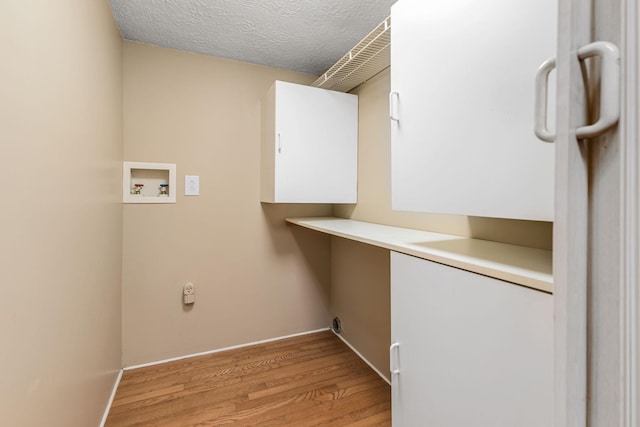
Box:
xmin=122 ymin=42 xmax=332 ymax=366
xmin=330 ymin=68 xmax=553 ymax=379
xmin=331 ymin=238 xmax=391 ymax=381
xmin=0 ymin=1 xmax=123 ymax=426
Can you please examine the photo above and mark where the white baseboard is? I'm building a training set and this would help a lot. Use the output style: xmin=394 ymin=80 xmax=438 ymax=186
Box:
xmin=332 ymin=330 xmax=391 ymax=386
xmin=123 ymin=328 xmax=331 ymax=371
xmin=100 ymin=368 xmax=123 ymax=427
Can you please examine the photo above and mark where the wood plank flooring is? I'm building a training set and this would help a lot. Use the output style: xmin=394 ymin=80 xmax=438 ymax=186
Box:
xmin=105 ymin=331 xmax=391 ymax=426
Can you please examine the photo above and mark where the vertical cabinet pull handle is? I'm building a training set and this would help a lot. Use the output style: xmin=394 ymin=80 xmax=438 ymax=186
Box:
xmin=389 ymin=92 xmax=400 ymax=122
xmin=534 ymin=57 xmax=557 ymax=143
xmin=277 ymin=133 xmax=282 ymax=153
xmin=390 ymin=342 xmax=400 ymax=375
xmin=575 ymin=41 xmax=620 ymax=139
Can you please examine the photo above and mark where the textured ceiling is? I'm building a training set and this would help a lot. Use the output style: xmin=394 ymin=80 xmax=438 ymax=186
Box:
xmin=109 ymin=0 xmax=396 ymax=76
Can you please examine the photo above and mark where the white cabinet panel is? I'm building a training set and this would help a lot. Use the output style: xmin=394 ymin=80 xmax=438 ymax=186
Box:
xmin=390 ymin=0 xmax=556 ymax=220
xmin=260 ymin=81 xmax=358 ymax=203
xmin=390 ymin=251 xmax=553 ymax=426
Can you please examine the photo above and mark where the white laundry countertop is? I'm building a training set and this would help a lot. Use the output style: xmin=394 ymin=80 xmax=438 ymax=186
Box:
xmin=286 ymin=217 xmax=552 ymax=293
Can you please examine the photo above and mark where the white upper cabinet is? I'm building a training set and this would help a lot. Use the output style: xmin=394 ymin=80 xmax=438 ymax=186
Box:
xmin=390 ymin=0 xmax=557 ymax=220
xmin=260 ymin=81 xmax=358 ymax=203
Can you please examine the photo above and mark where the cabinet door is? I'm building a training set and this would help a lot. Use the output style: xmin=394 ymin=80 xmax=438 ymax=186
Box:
xmin=390 ymin=0 xmax=556 ymax=220
xmin=390 ymin=252 xmax=553 ymax=426
xmin=272 ymin=81 xmax=358 ymax=203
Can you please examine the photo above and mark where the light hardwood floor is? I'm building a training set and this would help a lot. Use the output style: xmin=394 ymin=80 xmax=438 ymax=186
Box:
xmin=105 ymin=331 xmax=391 ymax=426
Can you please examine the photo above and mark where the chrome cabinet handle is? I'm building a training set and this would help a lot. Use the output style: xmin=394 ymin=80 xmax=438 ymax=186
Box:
xmin=534 ymin=57 xmax=557 ymax=143
xmin=277 ymin=133 xmax=282 ymax=153
xmin=575 ymin=41 xmax=620 ymax=139
xmin=390 ymin=342 xmax=400 ymax=375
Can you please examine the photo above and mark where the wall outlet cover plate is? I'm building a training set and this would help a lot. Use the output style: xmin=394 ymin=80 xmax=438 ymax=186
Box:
xmin=185 ymin=175 xmax=199 ymax=196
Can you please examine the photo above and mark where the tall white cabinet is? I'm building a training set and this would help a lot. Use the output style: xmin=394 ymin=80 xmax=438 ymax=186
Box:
xmin=390 ymin=0 xmax=556 ymax=220
xmin=260 ymin=80 xmax=358 ymax=203
xmin=390 ymin=252 xmax=553 ymax=426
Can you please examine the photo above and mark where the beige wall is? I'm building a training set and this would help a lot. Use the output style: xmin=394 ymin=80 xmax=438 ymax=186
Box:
xmin=122 ymin=42 xmax=333 ymax=366
xmin=0 ymin=1 xmax=123 ymax=426
xmin=330 ymin=69 xmax=553 ymax=377
xmin=331 ymin=238 xmax=391 ymax=381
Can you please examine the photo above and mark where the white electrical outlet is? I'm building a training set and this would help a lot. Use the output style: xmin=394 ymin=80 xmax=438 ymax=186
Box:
xmin=185 ymin=175 xmax=199 ymax=196
xmin=183 ymin=282 xmax=195 ymax=304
